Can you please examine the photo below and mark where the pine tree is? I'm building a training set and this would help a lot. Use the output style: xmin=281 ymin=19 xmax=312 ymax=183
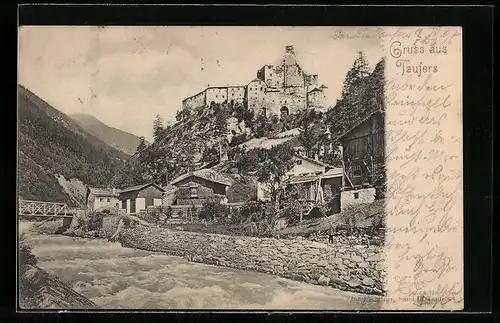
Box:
xmin=153 ymin=114 xmax=164 ymax=142
xmin=341 ymin=51 xmax=370 ymax=99
xmin=135 ymin=136 xmax=147 ymax=160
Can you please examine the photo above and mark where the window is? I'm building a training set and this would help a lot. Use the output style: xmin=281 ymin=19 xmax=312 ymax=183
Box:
xmin=107 ymin=198 xmax=110 ymax=202
xmin=270 ymin=73 xmax=273 ymax=77
xmin=216 ymin=95 xmax=218 ymax=98
xmin=354 ymin=192 xmax=359 ymax=199
xmin=260 ymin=87 xmax=263 ymax=91
xmin=295 ymin=160 xmax=302 ymax=165
xmin=100 ymin=198 xmax=104 ymax=202
xmin=190 ymin=187 xmax=197 ymax=198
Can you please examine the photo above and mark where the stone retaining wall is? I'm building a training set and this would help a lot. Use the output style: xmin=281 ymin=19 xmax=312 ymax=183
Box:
xmin=119 ymin=226 xmax=386 ymax=295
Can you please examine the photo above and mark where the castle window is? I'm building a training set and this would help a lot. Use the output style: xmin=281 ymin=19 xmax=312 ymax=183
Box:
xmin=260 ymin=87 xmax=263 ymax=91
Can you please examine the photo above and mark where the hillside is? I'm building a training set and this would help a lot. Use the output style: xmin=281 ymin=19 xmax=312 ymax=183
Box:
xmin=71 ymin=113 xmax=146 ymax=155
xmin=18 ymin=85 xmax=128 ymax=205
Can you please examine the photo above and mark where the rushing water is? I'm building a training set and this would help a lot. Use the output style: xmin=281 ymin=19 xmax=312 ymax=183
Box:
xmin=21 ymin=232 xmax=381 ymax=310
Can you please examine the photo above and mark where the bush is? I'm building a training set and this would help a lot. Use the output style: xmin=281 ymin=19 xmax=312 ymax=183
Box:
xmin=143 ymin=207 xmax=163 ymax=225
xmin=87 ymin=212 xmax=105 ymax=231
xmin=279 ymin=200 xmax=304 ymax=226
xmin=19 ymin=240 xmax=37 ymax=267
xmin=304 ymin=205 xmax=327 ymax=221
xmin=198 ymin=201 xmax=230 ymax=223
xmin=238 ymin=201 xmax=267 ymax=223
xmin=229 ymin=133 xmax=248 ymax=147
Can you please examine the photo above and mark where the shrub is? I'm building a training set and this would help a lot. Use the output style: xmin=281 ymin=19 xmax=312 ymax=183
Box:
xmin=279 ymin=200 xmax=304 ymax=226
xmin=19 ymin=241 xmax=37 ymax=267
xmin=87 ymin=212 xmax=105 ymax=231
xmin=238 ymin=201 xmax=267 ymax=223
xmin=198 ymin=201 xmax=230 ymax=223
xmin=304 ymin=205 xmax=327 ymax=220
xmin=229 ymin=133 xmax=248 ymax=147
xmin=144 ymin=207 xmax=163 ymax=225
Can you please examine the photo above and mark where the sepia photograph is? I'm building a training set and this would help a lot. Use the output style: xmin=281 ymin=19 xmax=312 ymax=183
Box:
xmin=17 ymin=25 xmax=463 ymax=311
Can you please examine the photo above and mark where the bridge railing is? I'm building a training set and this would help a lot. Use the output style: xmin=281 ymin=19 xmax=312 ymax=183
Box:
xmin=18 ymin=200 xmax=68 ymax=217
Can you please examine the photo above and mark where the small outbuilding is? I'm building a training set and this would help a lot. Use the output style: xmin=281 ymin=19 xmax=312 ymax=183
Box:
xmin=118 ymin=182 xmax=165 ymax=214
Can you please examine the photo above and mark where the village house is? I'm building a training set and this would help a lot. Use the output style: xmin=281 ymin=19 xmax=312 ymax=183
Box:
xmin=338 ymin=109 xmax=385 ymax=210
xmin=169 ymin=169 xmax=232 ymax=206
xmin=257 ymin=154 xmax=343 ymax=213
xmin=118 ymin=183 xmax=165 ymax=215
xmin=86 ymin=187 xmax=120 ymax=212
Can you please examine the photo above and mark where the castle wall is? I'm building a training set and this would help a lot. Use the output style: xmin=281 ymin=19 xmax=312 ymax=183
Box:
xmin=285 ymin=64 xmax=305 ymax=87
xmin=181 ymin=46 xmax=326 ymax=115
xmin=227 ymin=87 xmax=246 ymax=105
xmin=307 ymin=89 xmax=326 ymax=109
xmin=182 ymin=91 xmax=206 ymax=110
xmin=206 ymin=87 xmax=229 ymax=105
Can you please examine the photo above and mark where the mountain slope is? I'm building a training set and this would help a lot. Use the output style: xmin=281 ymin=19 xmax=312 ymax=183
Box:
xmin=18 ymin=85 xmax=128 ymax=205
xmin=71 ymin=113 xmax=146 ymax=155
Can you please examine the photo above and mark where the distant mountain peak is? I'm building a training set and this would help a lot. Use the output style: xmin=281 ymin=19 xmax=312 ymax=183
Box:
xmin=70 ymin=113 xmax=147 ymax=155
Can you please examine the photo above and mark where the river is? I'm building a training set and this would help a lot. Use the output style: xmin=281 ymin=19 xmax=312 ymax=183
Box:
xmin=21 ymin=230 xmax=381 ymax=310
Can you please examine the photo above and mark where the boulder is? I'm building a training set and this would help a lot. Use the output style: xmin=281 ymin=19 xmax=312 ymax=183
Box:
xmin=317 ymin=275 xmax=330 ymax=286
xmin=366 ymin=253 xmax=383 ymax=262
xmin=351 ymin=255 xmax=363 ymax=262
xmin=347 ymin=277 xmax=362 ymax=287
xmin=307 ymin=241 xmax=328 ymax=249
xmin=375 ymin=261 xmax=386 ymax=271
xmin=362 ymin=277 xmax=375 ymax=286
xmin=358 ymin=261 xmax=369 ymax=268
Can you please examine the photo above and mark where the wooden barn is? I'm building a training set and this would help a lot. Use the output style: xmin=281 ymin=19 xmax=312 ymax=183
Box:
xmin=337 ymin=109 xmax=385 ymax=208
xmin=170 ymin=169 xmax=232 ymax=206
xmin=118 ymin=183 xmax=165 ymax=214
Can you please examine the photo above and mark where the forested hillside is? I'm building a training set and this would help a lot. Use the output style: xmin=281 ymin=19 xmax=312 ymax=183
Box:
xmin=18 ymin=85 xmax=128 ymax=204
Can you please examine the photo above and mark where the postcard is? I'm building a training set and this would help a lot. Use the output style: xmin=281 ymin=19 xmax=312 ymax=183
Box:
xmin=18 ymin=26 xmax=462 ymax=311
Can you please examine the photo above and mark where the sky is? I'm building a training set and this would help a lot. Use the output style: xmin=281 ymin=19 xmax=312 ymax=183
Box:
xmin=19 ymin=26 xmax=384 ymax=141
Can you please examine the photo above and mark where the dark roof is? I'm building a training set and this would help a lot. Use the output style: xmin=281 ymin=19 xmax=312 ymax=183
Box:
xmin=170 ymin=169 xmax=232 ymax=187
xmin=336 ymin=109 xmax=384 ymax=141
xmin=119 ymin=182 xmax=165 ymax=194
xmin=88 ymin=187 xmax=120 ymax=197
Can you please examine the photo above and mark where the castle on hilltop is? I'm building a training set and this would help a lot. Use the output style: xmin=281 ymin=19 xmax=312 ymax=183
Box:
xmin=182 ymin=45 xmax=328 ymax=119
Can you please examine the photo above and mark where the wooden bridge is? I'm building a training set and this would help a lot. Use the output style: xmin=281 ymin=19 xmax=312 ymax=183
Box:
xmin=18 ymin=200 xmax=75 ymax=218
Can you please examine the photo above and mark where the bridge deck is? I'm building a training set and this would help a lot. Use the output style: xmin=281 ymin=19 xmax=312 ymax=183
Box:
xmin=18 ymin=199 xmax=76 ymax=218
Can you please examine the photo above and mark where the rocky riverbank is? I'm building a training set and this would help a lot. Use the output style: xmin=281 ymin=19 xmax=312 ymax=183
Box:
xmin=19 ymin=233 xmax=98 ymax=310
xmin=119 ymin=226 xmax=386 ymax=295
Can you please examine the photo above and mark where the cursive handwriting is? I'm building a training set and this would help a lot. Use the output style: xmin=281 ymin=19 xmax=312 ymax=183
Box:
xmin=385 ymin=27 xmax=463 ymax=310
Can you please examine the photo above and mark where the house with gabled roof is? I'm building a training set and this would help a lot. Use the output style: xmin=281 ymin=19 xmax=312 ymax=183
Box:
xmin=118 ymin=182 xmax=165 ymax=215
xmin=257 ymin=153 xmax=343 ymax=213
xmin=86 ymin=187 xmax=120 ymax=212
xmin=169 ymin=169 xmax=233 ymax=206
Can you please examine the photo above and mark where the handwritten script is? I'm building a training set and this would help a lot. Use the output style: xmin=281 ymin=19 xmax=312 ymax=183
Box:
xmin=383 ymin=27 xmax=463 ymax=310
